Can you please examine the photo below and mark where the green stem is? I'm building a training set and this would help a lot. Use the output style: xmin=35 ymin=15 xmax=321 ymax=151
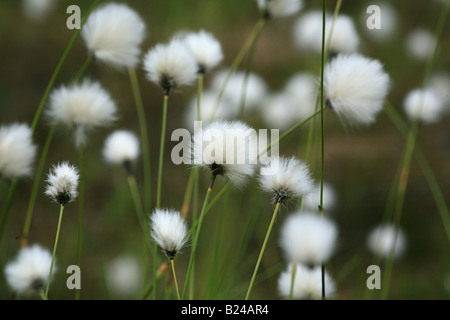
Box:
xmin=44 ymin=204 xmax=65 ymax=300
xmin=127 ymin=174 xmax=151 ymax=250
xmin=0 ymin=177 xmax=19 ymax=247
xmin=182 ymin=182 xmax=214 ymax=300
xmin=75 ymin=143 xmax=84 ymax=300
xmin=245 ymin=201 xmax=281 ymax=300
xmin=289 ymin=261 xmax=297 ymax=300
xmin=170 ymin=259 xmax=181 ymax=300
xmin=197 ymin=73 xmax=204 ymax=121
xmin=128 ymin=67 xmax=152 ymax=213
xmin=156 ymin=95 xmax=169 ymax=208
xmin=209 ymin=17 xmax=266 ymax=122
xmin=21 ymin=124 xmax=56 ymax=248
xmin=72 ymin=56 xmax=93 ymax=84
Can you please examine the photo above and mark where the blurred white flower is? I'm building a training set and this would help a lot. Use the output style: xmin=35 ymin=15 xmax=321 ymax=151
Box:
xmin=259 ymin=156 xmax=314 ymax=205
xmin=44 ymin=162 xmax=79 ymax=206
xmin=105 ymin=254 xmax=141 ymax=298
xmin=103 ymin=130 xmax=140 ymax=168
xmin=260 ymin=93 xmax=299 ymax=130
xmin=279 ymin=211 xmax=338 ymax=265
xmin=403 ymin=88 xmax=444 ymax=124
xmin=361 ymin=2 xmax=399 ymax=42
xmin=150 ymin=208 xmax=189 ymax=259
xmin=81 ymin=3 xmax=146 ymax=69
xmin=257 ymin=0 xmax=303 ymax=18
xmin=324 ymin=53 xmax=390 ymax=126
xmin=0 ymin=123 xmax=36 ymax=178
xmin=4 ymin=244 xmax=54 ymax=296
xmin=181 ymin=30 xmax=224 ymax=74
xmin=428 ymin=72 xmax=450 ymax=107
xmin=22 ymin=0 xmax=56 ymax=22
xmin=47 ymin=79 xmax=117 ymax=146
xmin=326 ymin=14 xmax=360 ymax=55
xmin=302 ymin=181 xmax=337 ymax=212
xmin=278 ymin=262 xmax=336 ymax=299
xmin=283 ymin=72 xmax=318 ymax=121
xmin=189 ymin=120 xmax=258 ymax=188
xmin=367 ymin=223 xmax=406 ymax=259
xmin=143 ymin=38 xmax=198 ymax=95
xmin=405 ymin=28 xmax=435 ymax=60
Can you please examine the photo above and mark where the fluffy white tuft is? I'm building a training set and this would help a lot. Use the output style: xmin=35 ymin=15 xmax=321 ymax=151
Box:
xmin=367 ymin=223 xmax=406 ymax=259
xmin=0 ymin=123 xmax=37 ymax=178
xmin=4 ymin=244 xmax=54 ymax=296
xmin=302 ymin=181 xmax=337 ymax=212
xmin=260 ymin=93 xmax=299 ymax=130
xmin=259 ymin=156 xmax=314 ymax=205
xmin=257 ymin=0 xmax=303 ymax=18
xmin=279 ymin=212 xmax=338 ymax=265
xmin=403 ymin=88 xmax=444 ymax=124
xmin=44 ymin=162 xmax=79 ymax=206
xmin=22 ymin=0 xmax=56 ymax=22
xmin=405 ymin=28 xmax=435 ymax=60
xmin=105 ymin=254 xmax=141 ymax=298
xmin=189 ymin=120 xmax=258 ymax=188
xmin=143 ymin=38 xmax=198 ymax=94
xmin=182 ymin=30 xmax=224 ymax=74
xmin=103 ymin=130 xmax=140 ymax=165
xmin=47 ymin=79 xmax=117 ymax=146
xmin=326 ymin=14 xmax=360 ymax=55
xmin=278 ymin=263 xmax=336 ymax=299
xmin=81 ymin=3 xmax=146 ymax=69
xmin=429 ymin=72 xmax=450 ymax=107
xmin=150 ymin=208 xmax=189 ymax=259
xmin=324 ymin=53 xmax=390 ymax=126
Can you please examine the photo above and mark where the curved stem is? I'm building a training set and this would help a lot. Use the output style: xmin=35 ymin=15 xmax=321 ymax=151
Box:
xmin=0 ymin=177 xmax=19 ymax=247
xmin=44 ymin=204 xmax=65 ymax=300
xmin=245 ymin=202 xmax=280 ymax=300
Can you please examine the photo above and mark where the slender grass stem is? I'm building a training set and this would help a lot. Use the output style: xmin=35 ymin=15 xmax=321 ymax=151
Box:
xmin=128 ymin=67 xmax=152 ymax=213
xmin=245 ymin=202 xmax=281 ymax=300
xmin=127 ymin=174 xmax=151 ymax=250
xmin=182 ymin=178 xmax=215 ymax=300
xmin=170 ymin=259 xmax=181 ymax=300
xmin=156 ymin=95 xmax=169 ymax=209
xmin=20 ymin=123 xmax=56 ymax=248
xmin=209 ymin=17 xmax=266 ymax=122
xmin=289 ymin=261 xmax=297 ymax=300
xmin=72 ymin=56 xmax=93 ymax=84
xmin=0 ymin=177 xmax=19 ymax=247
xmin=197 ymin=73 xmax=204 ymax=121
xmin=44 ymin=204 xmax=65 ymax=300
xmin=75 ymin=143 xmax=84 ymax=300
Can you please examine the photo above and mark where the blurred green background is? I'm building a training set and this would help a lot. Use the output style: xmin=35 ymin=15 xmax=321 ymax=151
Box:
xmin=0 ymin=0 xmax=449 ymax=300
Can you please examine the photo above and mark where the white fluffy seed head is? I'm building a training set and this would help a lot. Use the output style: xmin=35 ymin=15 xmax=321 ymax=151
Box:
xmin=4 ymin=244 xmax=55 ymax=296
xmin=105 ymin=254 xmax=141 ymax=298
xmin=259 ymin=156 xmax=314 ymax=205
xmin=367 ymin=223 xmax=406 ymax=260
xmin=403 ymin=88 xmax=444 ymax=124
xmin=326 ymin=14 xmax=360 ymax=55
xmin=44 ymin=162 xmax=79 ymax=206
xmin=302 ymin=181 xmax=337 ymax=212
xmin=81 ymin=3 xmax=146 ymax=69
xmin=150 ymin=208 xmax=189 ymax=260
xmin=293 ymin=10 xmax=329 ymax=53
xmin=405 ymin=28 xmax=435 ymax=60
xmin=143 ymin=38 xmax=198 ymax=95
xmin=257 ymin=0 xmax=303 ymax=18
xmin=22 ymin=0 xmax=56 ymax=22
xmin=324 ymin=53 xmax=390 ymax=126
xmin=260 ymin=93 xmax=299 ymax=130
xmin=182 ymin=30 xmax=224 ymax=74
xmin=103 ymin=130 xmax=140 ymax=166
xmin=278 ymin=263 xmax=336 ymax=299
xmin=189 ymin=120 xmax=258 ymax=188
xmin=0 ymin=123 xmax=37 ymax=178
xmin=279 ymin=212 xmax=338 ymax=265
xmin=429 ymin=72 xmax=450 ymax=107
xmin=47 ymin=79 xmax=117 ymax=146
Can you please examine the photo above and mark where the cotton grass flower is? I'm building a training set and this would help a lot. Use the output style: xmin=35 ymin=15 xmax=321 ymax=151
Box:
xmin=405 ymin=28 xmax=435 ymax=60
xmin=105 ymin=254 xmax=141 ymax=298
xmin=81 ymin=3 xmax=146 ymax=69
xmin=278 ymin=263 xmax=336 ymax=300
xmin=0 ymin=123 xmax=37 ymax=178
xmin=324 ymin=53 xmax=390 ymax=126
xmin=182 ymin=30 xmax=224 ymax=74
xmin=189 ymin=120 xmax=258 ymax=189
xmin=150 ymin=208 xmax=189 ymax=260
xmin=367 ymin=223 xmax=406 ymax=260
xmin=4 ymin=244 xmax=54 ymax=297
xmin=257 ymin=0 xmax=303 ymax=19
xmin=103 ymin=130 xmax=140 ymax=172
xmin=22 ymin=0 xmax=56 ymax=22
xmin=143 ymin=38 xmax=198 ymax=95
xmin=259 ymin=156 xmax=314 ymax=206
xmin=47 ymin=79 xmax=117 ymax=146
xmin=403 ymin=88 xmax=444 ymax=124
xmin=279 ymin=212 xmax=338 ymax=266
xmin=44 ymin=162 xmax=79 ymax=206
xmin=302 ymin=181 xmax=337 ymax=212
